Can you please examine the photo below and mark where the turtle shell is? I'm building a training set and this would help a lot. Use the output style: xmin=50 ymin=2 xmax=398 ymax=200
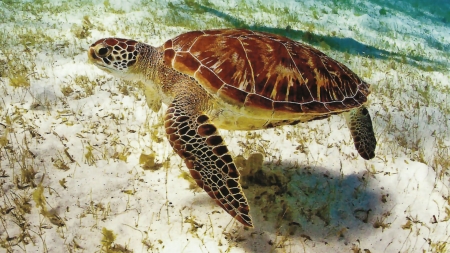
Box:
xmin=163 ymin=29 xmax=370 ymax=116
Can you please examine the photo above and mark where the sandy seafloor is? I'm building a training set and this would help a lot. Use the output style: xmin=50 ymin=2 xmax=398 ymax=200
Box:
xmin=0 ymin=0 xmax=449 ymax=252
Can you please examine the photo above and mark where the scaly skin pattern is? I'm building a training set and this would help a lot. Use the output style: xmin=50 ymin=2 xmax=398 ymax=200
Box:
xmin=87 ymin=29 xmax=377 ymax=227
xmin=347 ymin=106 xmax=376 ymax=160
xmin=88 ymin=36 xmax=255 ymax=226
xmin=164 ymin=88 xmax=252 ymax=227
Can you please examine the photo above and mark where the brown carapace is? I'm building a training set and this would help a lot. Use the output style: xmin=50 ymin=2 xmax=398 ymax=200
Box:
xmin=88 ymin=29 xmax=376 ymax=227
xmin=163 ymin=29 xmax=370 ymax=115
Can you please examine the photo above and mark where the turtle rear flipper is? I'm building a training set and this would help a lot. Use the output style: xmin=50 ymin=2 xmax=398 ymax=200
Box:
xmin=164 ymin=92 xmax=253 ymax=227
xmin=346 ymin=106 xmax=376 ymax=160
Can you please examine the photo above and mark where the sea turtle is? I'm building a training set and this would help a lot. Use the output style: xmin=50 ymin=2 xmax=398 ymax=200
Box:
xmin=88 ymin=29 xmax=376 ymax=227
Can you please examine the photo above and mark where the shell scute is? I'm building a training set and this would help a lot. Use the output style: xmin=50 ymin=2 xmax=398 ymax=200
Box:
xmin=173 ymin=52 xmax=201 ymax=76
xmin=167 ymin=29 xmax=370 ymax=115
xmin=195 ymin=66 xmax=224 ymax=93
xmin=164 ymin=48 xmax=175 ymax=66
xmin=164 ymin=39 xmax=173 ymax=49
xmin=273 ymin=101 xmax=303 ymax=113
xmin=190 ymin=34 xmax=255 ymax=93
xmin=343 ymin=94 xmax=362 ymax=107
xmin=300 ymin=101 xmax=330 ymax=113
xmin=244 ymin=94 xmax=273 ymax=111
xmin=217 ymin=84 xmax=247 ymax=107
xmin=171 ymin=30 xmax=205 ymax=51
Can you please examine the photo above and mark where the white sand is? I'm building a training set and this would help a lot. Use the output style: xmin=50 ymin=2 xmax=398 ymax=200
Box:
xmin=0 ymin=0 xmax=449 ymax=252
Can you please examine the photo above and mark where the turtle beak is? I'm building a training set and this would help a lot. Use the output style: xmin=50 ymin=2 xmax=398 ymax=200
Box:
xmin=87 ymin=47 xmax=99 ymax=64
xmin=87 ymin=46 xmax=110 ymax=72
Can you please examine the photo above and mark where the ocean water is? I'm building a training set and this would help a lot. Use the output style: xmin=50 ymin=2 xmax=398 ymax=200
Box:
xmin=0 ymin=0 xmax=449 ymax=252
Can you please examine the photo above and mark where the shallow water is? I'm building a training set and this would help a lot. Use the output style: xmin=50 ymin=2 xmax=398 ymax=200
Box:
xmin=0 ymin=0 xmax=449 ymax=252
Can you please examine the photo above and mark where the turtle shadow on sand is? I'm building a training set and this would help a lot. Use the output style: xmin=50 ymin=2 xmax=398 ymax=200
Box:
xmin=185 ymin=3 xmax=447 ymax=71
xmin=229 ymin=154 xmax=388 ymax=251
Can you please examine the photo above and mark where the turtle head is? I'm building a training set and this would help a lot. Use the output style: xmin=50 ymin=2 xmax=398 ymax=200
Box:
xmin=88 ymin=38 xmax=140 ymax=77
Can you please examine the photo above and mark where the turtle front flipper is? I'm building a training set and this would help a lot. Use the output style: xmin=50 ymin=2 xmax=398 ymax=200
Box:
xmin=164 ymin=95 xmax=253 ymax=227
xmin=346 ymin=106 xmax=377 ymax=160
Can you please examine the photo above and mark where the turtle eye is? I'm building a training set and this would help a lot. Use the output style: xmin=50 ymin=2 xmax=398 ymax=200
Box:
xmin=95 ymin=44 xmax=111 ymax=58
xmin=98 ymin=47 xmax=109 ymax=56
